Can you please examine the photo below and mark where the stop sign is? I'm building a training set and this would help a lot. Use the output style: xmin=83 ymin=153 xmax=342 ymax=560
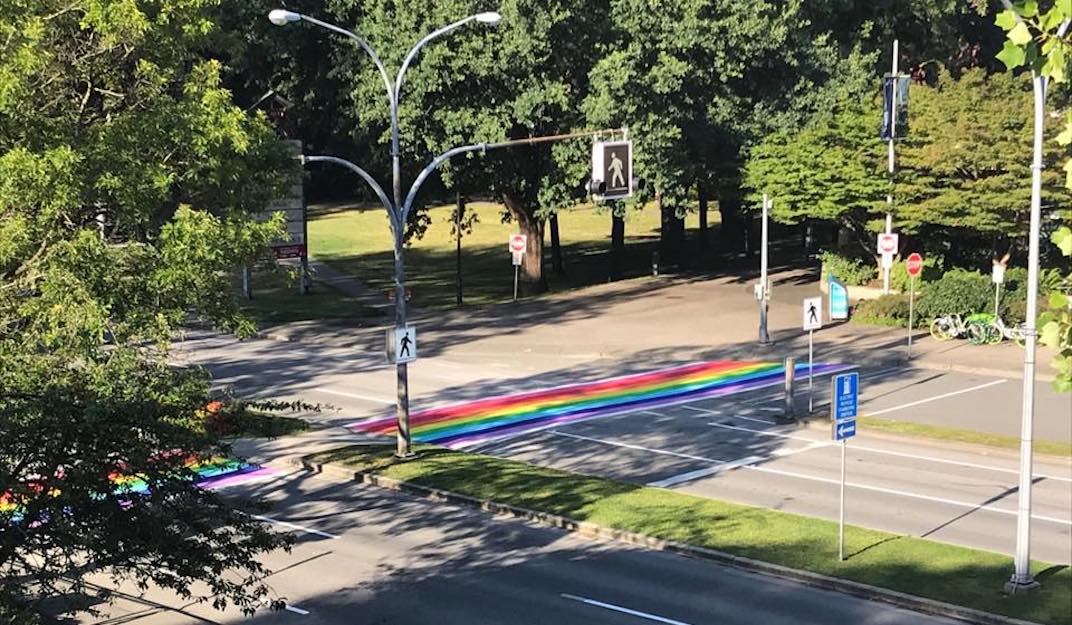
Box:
xmin=509 ymin=234 xmax=527 ymax=254
xmin=906 ymin=252 xmax=923 ymax=277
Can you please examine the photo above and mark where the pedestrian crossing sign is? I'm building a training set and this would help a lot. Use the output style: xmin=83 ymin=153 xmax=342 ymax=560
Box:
xmin=591 ymin=140 xmax=633 ymax=201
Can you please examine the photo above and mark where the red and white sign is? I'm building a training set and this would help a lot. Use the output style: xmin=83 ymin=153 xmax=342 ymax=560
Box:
xmin=509 ymin=234 xmax=527 ymax=254
xmin=877 ymin=233 xmax=899 ymax=255
xmin=906 ymin=253 xmax=923 ymax=277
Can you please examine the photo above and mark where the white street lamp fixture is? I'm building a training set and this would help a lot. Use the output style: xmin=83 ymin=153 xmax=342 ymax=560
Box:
xmin=268 ymin=9 xmax=301 ymax=26
xmin=475 ymin=12 xmax=502 ymax=25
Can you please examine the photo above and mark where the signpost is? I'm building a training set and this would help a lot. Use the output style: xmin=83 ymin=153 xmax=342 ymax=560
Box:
xmin=758 ymin=194 xmax=772 ymax=345
xmin=877 ymin=232 xmax=899 ymax=281
xmin=829 ymin=275 xmax=849 ymax=320
xmin=831 ymin=371 xmax=859 ymax=561
xmin=509 ymin=234 xmax=526 ymax=302
xmin=803 ymin=297 xmax=823 ymax=412
xmin=906 ymin=252 xmax=923 ymax=358
xmin=992 ymin=258 xmax=1007 ymax=318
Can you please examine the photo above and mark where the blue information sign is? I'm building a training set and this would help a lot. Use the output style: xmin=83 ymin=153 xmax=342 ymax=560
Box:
xmin=829 ymin=276 xmax=849 ymax=320
xmin=834 ymin=419 xmax=857 ymax=441
xmin=831 ymin=372 xmax=858 ymax=422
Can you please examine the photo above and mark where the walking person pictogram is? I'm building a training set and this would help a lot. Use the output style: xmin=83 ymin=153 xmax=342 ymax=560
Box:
xmin=808 ymin=301 xmax=819 ymax=325
xmin=400 ymin=331 xmax=412 ymax=358
xmin=608 ymin=151 xmax=626 ymax=189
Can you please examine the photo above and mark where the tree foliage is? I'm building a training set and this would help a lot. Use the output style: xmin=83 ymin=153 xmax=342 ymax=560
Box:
xmin=1 ymin=1 xmax=296 ymax=619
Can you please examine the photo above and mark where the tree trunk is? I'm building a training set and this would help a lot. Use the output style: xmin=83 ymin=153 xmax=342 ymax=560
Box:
xmin=503 ymin=193 xmax=547 ymax=292
xmin=455 ymin=193 xmax=463 ymax=307
xmin=718 ymin=187 xmax=746 ymax=254
xmin=549 ymin=213 xmax=565 ymax=276
xmin=610 ymin=212 xmax=625 ymax=281
xmin=698 ymin=182 xmax=708 ymax=251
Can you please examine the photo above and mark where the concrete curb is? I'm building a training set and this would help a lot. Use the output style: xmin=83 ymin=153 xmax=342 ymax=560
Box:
xmin=288 ymin=456 xmax=1043 ymax=625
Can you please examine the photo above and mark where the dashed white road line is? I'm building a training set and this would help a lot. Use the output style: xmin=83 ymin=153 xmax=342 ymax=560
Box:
xmin=314 ymin=387 xmax=395 ymax=405
xmin=681 ymin=405 xmax=777 ymax=425
xmin=561 ymin=594 xmax=695 ymax=625
xmin=648 ymin=456 xmax=763 ymax=488
xmin=865 ymin=379 xmax=1007 ymax=416
xmin=251 ymin=514 xmax=340 ymax=539
xmin=284 ymin=605 xmax=310 ymax=615
xmin=550 ymin=430 xmax=715 ymax=463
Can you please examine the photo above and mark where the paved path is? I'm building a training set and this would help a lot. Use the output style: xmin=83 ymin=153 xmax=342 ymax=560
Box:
xmin=84 ymin=469 xmax=963 ymax=625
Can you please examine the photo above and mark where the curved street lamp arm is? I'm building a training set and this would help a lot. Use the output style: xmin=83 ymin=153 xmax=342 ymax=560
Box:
xmin=400 ymin=144 xmax=486 ymax=224
xmin=296 ymin=14 xmax=395 ymax=107
xmin=395 ymin=15 xmax=477 ymax=102
xmin=303 ymin=155 xmax=401 ymax=234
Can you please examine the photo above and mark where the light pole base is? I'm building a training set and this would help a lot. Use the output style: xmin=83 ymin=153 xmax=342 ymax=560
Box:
xmin=394 ymin=451 xmax=419 ymax=461
xmin=1004 ymin=577 xmax=1040 ymax=595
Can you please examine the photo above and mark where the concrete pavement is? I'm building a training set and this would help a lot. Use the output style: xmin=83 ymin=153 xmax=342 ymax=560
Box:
xmin=84 ymin=468 xmax=965 ymax=625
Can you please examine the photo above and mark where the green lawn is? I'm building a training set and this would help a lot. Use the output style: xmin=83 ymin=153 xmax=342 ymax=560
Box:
xmin=309 ymin=444 xmax=1072 ymax=625
xmin=859 ymin=415 xmax=1072 ymax=458
xmin=308 ymin=200 xmax=718 ymax=308
xmin=237 ymin=267 xmax=382 ymax=326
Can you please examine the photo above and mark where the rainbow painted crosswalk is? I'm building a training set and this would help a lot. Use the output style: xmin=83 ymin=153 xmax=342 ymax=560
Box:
xmin=351 ymin=359 xmax=854 ymax=448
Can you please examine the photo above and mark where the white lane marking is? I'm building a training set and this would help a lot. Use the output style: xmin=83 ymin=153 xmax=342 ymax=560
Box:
xmin=561 ymin=594 xmax=695 ymax=625
xmin=682 ymin=405 xmax=778 ymax=425
xmin=314 ymin=387 xmax=395 ymax=405
xmin=284 ymin=605 xmax=310 ymax=615
xmin=551 ymin=431 xmax=715 ymax=463
xmin=865 ymin=379 xmax=1007 ymax=416
xmin=755 ymin=407 xmax=782 ymax=413
xmin=707 ymin=421 xmax=1072 ymax=483
xmin=251 ymin=514 xmax=340 ymax=539
xmin=559 ymin=433 xmax=1071 ymax=526
xmin=648 ymin=456 xmax=763 ymax=488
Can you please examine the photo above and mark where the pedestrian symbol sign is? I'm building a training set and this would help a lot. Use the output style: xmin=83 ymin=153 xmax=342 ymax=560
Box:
xmin=803 ymin=297 xmax=822 ymax=331
xmin=591 ymin=140 xmax=633 ymax=201
xmin=387 ymin=326 xmax=417 ymax=364
xmin=831 ymin=372 xmax=858 ymax=422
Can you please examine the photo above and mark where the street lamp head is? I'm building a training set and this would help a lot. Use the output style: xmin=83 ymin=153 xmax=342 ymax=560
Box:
xmin=268 ymin=9 xmax=301 ymax=26
xmin=475 ymin=11 xmax=502 ymax=26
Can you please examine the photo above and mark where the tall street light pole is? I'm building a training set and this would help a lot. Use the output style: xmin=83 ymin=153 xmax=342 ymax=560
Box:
xmin=883 ymin=39 xmax=898 ymax=295
xmin=268 ymin=8 xmax=502 ymax=458
xmin=997 ymin=0 xmax=1070 ymax=594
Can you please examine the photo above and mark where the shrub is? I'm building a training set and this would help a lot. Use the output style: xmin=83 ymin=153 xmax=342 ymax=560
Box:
xmin=917 ymin=269 xmax=992 ymax=318
xmin=853 ymin=293 xmax=923 ymax=327
xmin=820 ymin=251 xmax=876 ymax=286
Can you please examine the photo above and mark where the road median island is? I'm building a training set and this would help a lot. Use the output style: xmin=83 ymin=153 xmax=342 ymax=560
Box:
xmin=301 ymin=444 xmax=1070 ymax=625
xmin=854 ymin=416 xmax=1072 ymax=459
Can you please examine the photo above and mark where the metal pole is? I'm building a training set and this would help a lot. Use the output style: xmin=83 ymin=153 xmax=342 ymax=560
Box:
xmin=995 ymin=282 xmax=1001 ymax=319
xmin=908 ymin=274 xmax=916 ymax=358
xmin=389 ymin=78 xmax=413 ymax=459
xmin=784 ymin=356 xmax=795 ymax=420
xmin=759 ymin=194 xmax=770 ymax=345
xmin=839 ymin=439 xmax=846 ymax=561
xmin=808 ymin=330 xmax=814 ymax=413
xmin=241 ymin=265 xmax=252 ymax=300
xmin=513 ymin=264 xmax=519 ymax=302
xmin=884 ymin=40 xmax=898 ymax=296
xmin=1007 ymin=70 xmax=1048 ymax=594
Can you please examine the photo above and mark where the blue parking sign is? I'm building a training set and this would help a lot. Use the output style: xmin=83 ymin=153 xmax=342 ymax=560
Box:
xmin=831 ymin=372 xmax=858 ymax=422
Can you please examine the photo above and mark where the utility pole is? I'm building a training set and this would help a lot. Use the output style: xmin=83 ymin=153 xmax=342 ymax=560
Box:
xmin=758 ymin=194 xmax=770 ymax=345
xmin=884 ymin=39 xmax=898 ymax=295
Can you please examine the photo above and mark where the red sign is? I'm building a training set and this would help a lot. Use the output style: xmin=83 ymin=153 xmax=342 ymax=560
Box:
xmin=273 ymin=244 xmax=307 ymax=260
xmin=906 ymin=252 xmax=923 ymax=277
xmin=877 ymin=233 xmax=899 ymax=255
xmin=509 ymin=234 xmax=527 ymax=254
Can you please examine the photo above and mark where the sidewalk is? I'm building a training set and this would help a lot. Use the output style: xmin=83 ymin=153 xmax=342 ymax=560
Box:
xmin=257 ymin=265 xmax=1056 ymax=382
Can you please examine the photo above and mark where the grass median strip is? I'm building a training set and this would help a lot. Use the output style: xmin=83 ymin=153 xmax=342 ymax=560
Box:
xmin=308 ymin=444 xmax=1071 ymax=625
xmin=858 ymin=415 xmax=1072 ymax=458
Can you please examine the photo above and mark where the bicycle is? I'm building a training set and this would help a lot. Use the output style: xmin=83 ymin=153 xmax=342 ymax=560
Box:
xmin=929 ymin=313 xmax=997 ymax=345
xmin=973 ymin=314 xmax=1030 ymax=346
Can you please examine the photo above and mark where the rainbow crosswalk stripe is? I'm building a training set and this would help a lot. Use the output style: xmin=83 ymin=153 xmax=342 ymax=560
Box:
xmin=351 ymin=359 xmax=854 ymax=448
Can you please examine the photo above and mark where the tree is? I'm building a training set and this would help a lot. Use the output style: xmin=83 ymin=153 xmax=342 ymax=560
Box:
xmin=743 ymin=69 xmax=1070 ymax=265
xmin=1 ymin=1 xmax=295 ymax=620
xmin=308 ymin=0 xmax=611 ymax=291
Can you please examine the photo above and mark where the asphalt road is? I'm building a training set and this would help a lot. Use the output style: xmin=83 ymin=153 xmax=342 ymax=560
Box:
xmin=173 ymin=334 xmax=1072 ymax=564
xmin=85 ymin=469 xmax=963 ymax=625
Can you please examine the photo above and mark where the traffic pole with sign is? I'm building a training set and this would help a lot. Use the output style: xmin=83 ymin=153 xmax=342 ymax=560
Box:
xmin=758 ymin=194 xmax=771 ymax=345
xmin=831 ymin=372 xmax=859 ymax=561
xmin=803 ymin=297 xmax=823 ymax=412
xmin=906 ymin=253 xmax=923 ymax=358
xmin=509 ymin=234 xmax=526 ymax=302
xmin=992 ymin=259 xmax=1006 ymax=318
